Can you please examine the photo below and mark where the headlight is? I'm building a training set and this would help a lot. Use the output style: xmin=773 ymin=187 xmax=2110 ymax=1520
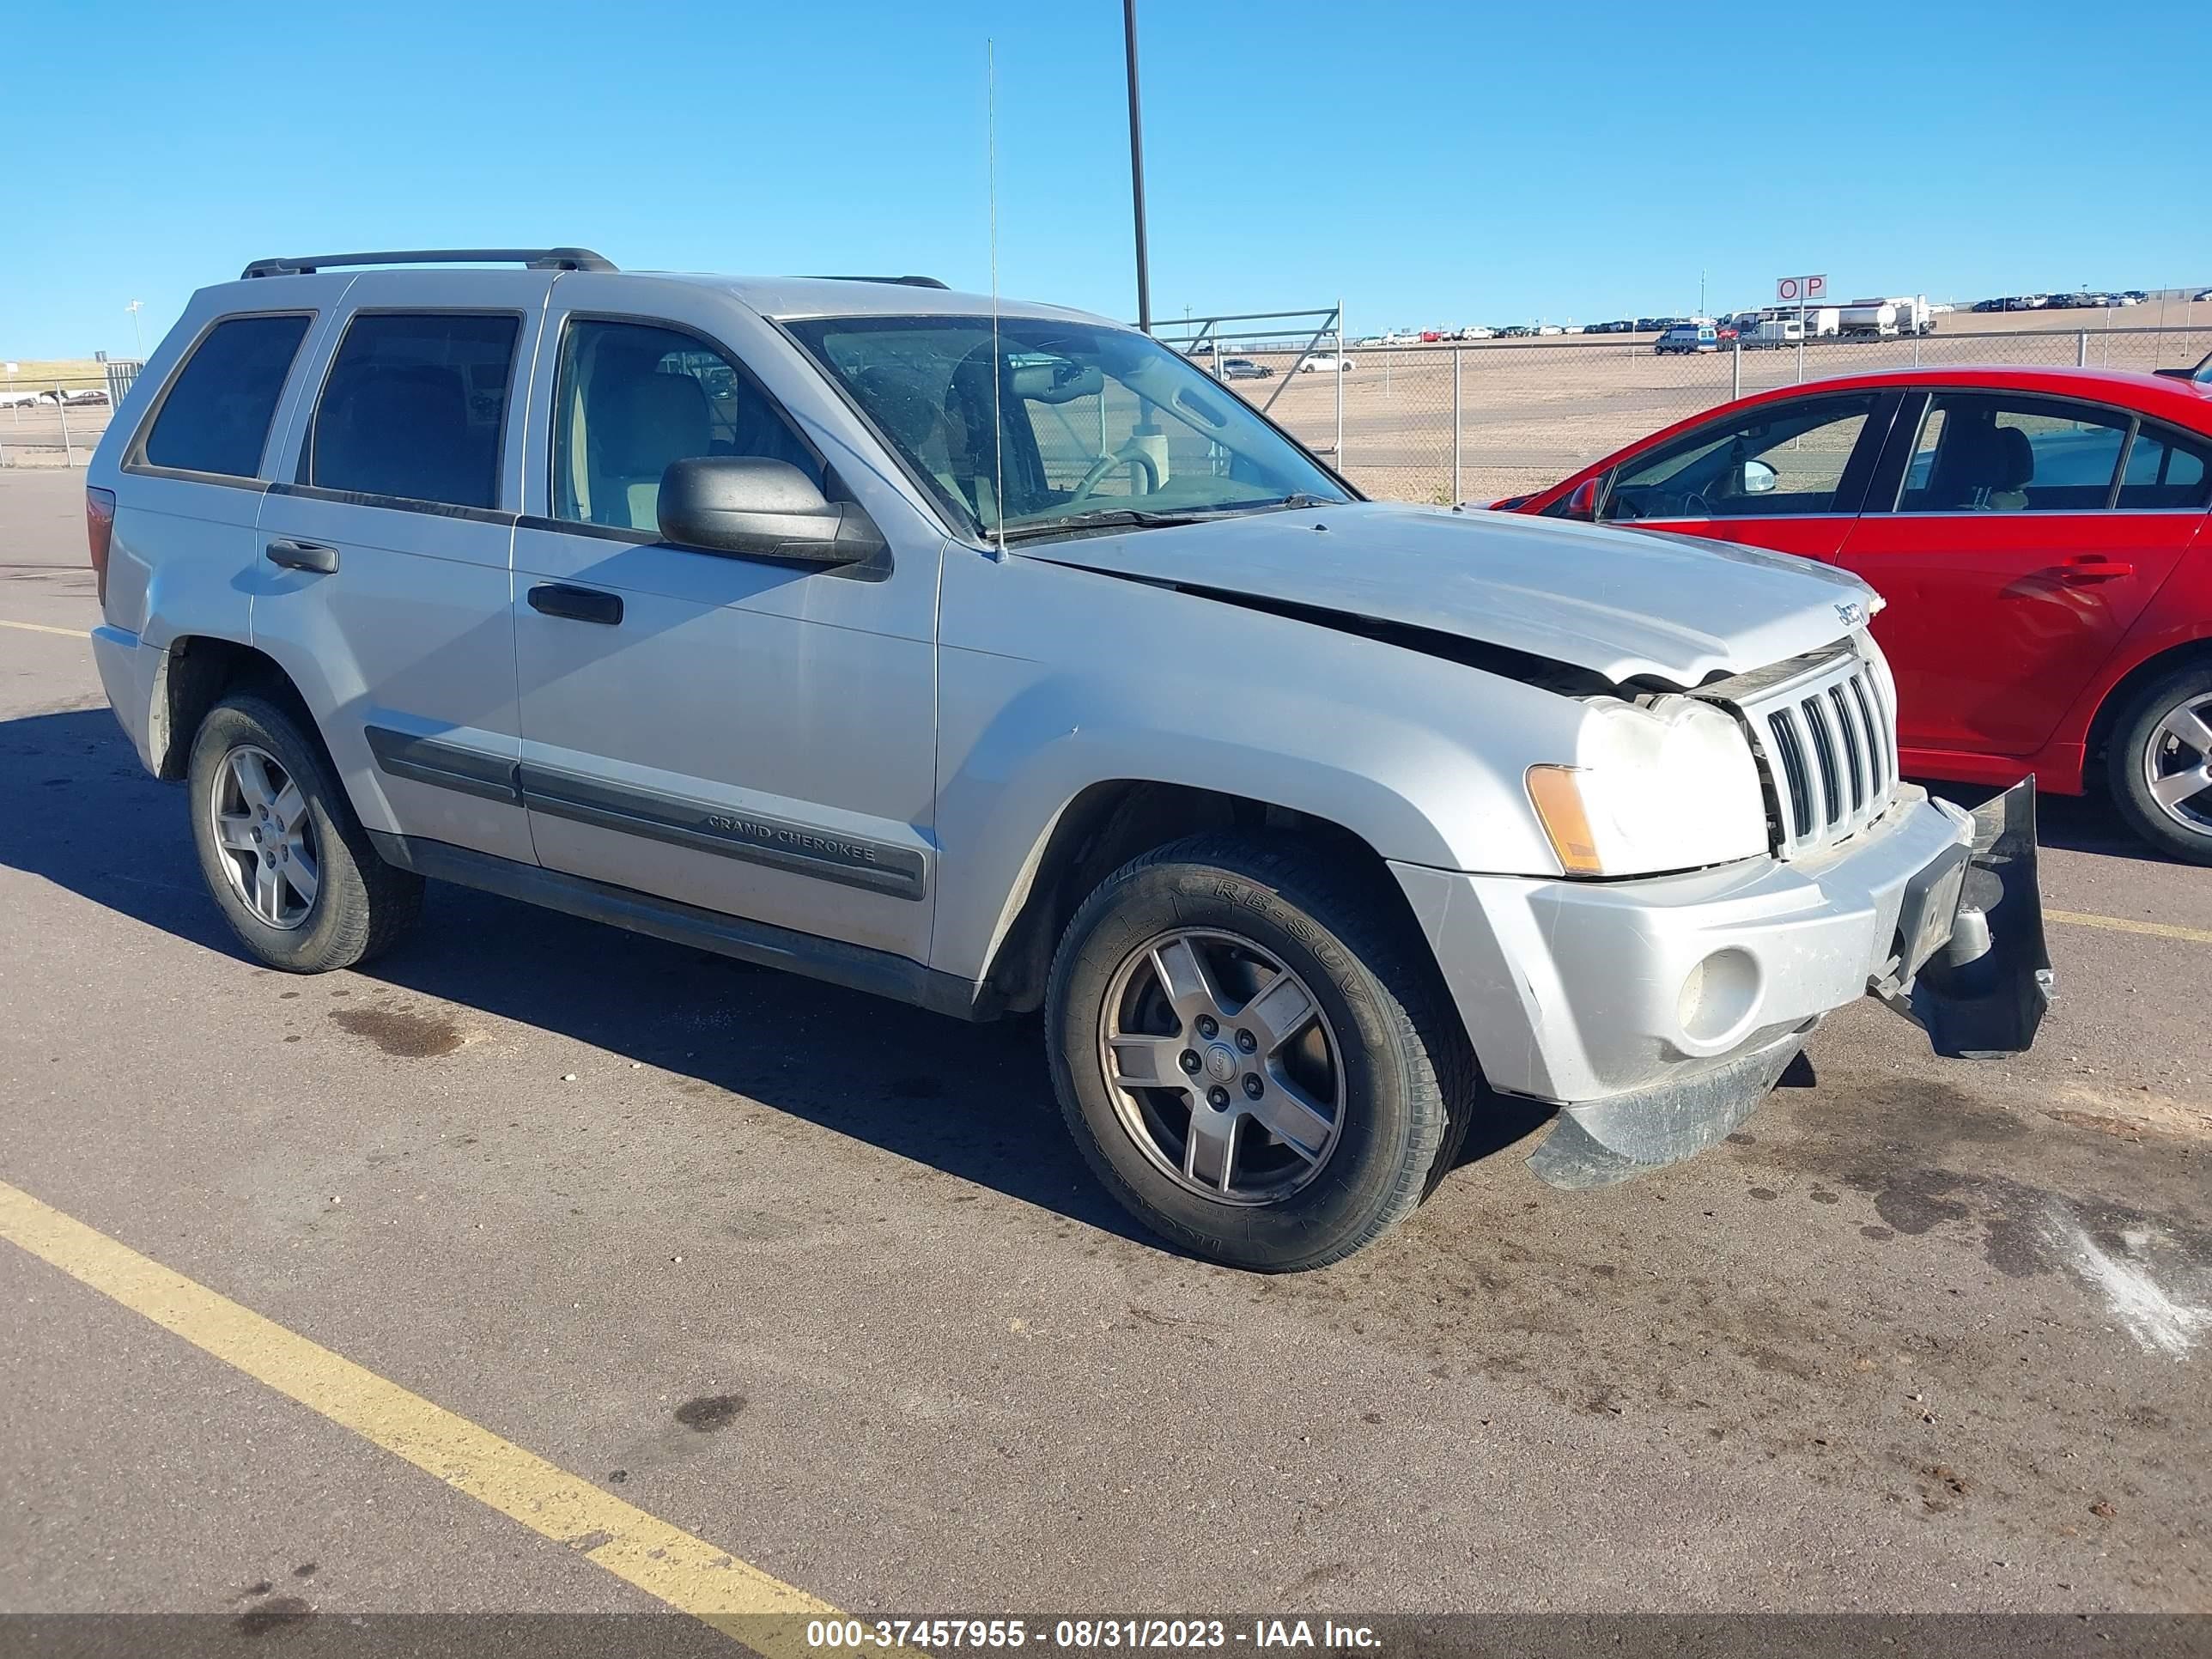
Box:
xmin=1526 ymin=696 xmax=1769 ymax=877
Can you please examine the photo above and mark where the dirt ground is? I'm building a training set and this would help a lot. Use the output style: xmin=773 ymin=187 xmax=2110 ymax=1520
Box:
xmin=1223 ymin=303 xmax=2212 ymax=503
xmin=8 ymin=304 xmax=2208 ymax=509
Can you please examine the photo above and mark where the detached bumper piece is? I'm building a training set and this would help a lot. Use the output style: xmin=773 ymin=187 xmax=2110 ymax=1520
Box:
xmin=1527 ymin=1035 xmax=1808 ymax=1191
xmin=1877 ymin=777 xmax=2053 ymax=1059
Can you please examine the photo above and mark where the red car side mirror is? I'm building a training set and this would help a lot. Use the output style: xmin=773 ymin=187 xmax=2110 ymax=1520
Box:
xmin=1562 ymin=477 xmax=1601 ymax=521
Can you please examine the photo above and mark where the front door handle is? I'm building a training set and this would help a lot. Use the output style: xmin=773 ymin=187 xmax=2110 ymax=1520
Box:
xmin=2057 ymin=556 xmax=2136 ymax=585
xmin=265 ymin=538 xmax=338 ymax=574
xmin=527 ymin=583 xmax=623 ymax=626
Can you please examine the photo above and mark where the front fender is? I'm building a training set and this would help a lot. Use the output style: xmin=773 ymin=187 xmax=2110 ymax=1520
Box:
xmin=927 ymin=550 xmax=1587 ymax=983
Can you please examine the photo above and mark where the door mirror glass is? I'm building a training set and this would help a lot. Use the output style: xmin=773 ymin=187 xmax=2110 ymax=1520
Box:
xmin=1737 ymin=459 xmax=1779 ymax=495
xmin=1560 ymin=477 xmax=1601 ymax=521
xmin=657 ymin=456 xmax=884 ymax=566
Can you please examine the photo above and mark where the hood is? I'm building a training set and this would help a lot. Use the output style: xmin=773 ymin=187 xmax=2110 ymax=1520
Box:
xmin=1019 ymin=502 xmax=1877 ymax=689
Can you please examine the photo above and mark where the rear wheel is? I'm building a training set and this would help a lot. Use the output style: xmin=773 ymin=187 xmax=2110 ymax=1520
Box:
xmin=188 ymin=693 xmax=423 ymax=970
xmin=1045 ymin=834 xmax=1472 ymax=1272
xmin=2107 ymin=665 xmax=2212 ymax=866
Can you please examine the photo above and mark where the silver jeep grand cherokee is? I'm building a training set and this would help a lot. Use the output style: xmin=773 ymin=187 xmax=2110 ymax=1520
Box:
xmin=84 ymin=249 xmax=2051 ymax=1270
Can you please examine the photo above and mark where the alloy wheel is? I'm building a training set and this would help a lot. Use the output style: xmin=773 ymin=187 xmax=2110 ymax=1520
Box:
xmin=2142 ymin=692 xmax=2212 ymax=837
xmin=1097 ymin=927 xmax=1344 ymax=1205
xmin=208 ymin=744 xmax=319 ymax=929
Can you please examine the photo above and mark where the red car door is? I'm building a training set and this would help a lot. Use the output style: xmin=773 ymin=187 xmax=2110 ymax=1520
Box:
xmin=1595 ymin=389 xmax=1895 ymax=566
xmin=1837 ymin=390 xmax=2199 ymax=764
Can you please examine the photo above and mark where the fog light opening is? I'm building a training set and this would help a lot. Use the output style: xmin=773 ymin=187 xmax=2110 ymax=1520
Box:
xmin=1678 ymin=948 xmax=1761 ymax=1048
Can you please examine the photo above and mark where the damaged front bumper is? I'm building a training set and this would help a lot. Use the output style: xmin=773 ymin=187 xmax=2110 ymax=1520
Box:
xmin=1389 ymin=779 xmax=2052 ymax=1192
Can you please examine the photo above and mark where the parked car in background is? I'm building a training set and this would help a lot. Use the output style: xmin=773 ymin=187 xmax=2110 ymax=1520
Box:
xmin=1505 ymin=366 xmax=2212 ymax=861
xmin=0 ymin=386 xmax=41 ymax=409
xmin=2194 ymin=289 xmax=2212 ymax=303
xmin=36 ymin=387 xmax=110 ymax=406
xmin=1297 ymin=351 xmax=1354 ymax=373
xmin=1655 ymin=322 xmax=1717 ymax=355
xmin=1218 ymin=357 xmax=1273 ymax=380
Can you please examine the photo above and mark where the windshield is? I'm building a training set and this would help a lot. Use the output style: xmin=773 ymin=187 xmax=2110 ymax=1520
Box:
xmin=784 ymin=313 xmax=1351 ymax=538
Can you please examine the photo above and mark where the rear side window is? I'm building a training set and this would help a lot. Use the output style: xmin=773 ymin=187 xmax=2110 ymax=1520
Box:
xmin=2118 ymin=422 xmax=2212 ymax=510
xmin=141 ymin=314 xmax=311 ymax=478
xmin=307 ymin=313 xmax=520 ymax=509
xmin=1898 ymin=393 xmax=2128 ymax=514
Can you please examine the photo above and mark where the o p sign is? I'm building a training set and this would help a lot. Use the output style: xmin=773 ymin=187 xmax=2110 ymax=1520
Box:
xmin=1777 ymin=273 xmax=1829 ymax=304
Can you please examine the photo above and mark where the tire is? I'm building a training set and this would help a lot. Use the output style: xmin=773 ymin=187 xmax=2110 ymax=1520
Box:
xmin=1045 ymin=833 xmax=1474 ymax=1272
xmin=2106 ymin=662 xmax=2212 ymax=866
xmin=187 ymin=692 xmax=423 ymax=970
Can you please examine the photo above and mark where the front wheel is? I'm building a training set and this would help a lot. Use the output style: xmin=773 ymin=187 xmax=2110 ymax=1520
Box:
xmin=2107 ymin=665 xmax=2212 ymax=865
xmin=1045 ymin=835 xmax=1472 ymax=1272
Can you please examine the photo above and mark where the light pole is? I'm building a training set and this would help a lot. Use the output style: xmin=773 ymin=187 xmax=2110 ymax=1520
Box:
xmin=1122 ymin=0 xmax=1152 ymax=333
xmin=125 ymin=301 xmax=145 ymax=356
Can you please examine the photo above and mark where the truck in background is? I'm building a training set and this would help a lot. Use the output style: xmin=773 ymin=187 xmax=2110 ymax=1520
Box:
xmin=1839 ymin=295 xmax=1936 ymax=339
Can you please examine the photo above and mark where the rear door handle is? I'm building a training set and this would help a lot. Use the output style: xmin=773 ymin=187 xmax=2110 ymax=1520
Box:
xmin=527 ymin=583 xmax=623 ymax=626
xmin=265 ymin=538 xmax=338 ymax=574
xmin=2057 ymin=557 xmax=2136 ymax=584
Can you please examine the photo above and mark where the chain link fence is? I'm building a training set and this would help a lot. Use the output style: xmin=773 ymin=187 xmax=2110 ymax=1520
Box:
xmin=1218 ymin=321 xmax=2211 ymax=505
xmin=0 ymin=361 xmax=140 ymax=467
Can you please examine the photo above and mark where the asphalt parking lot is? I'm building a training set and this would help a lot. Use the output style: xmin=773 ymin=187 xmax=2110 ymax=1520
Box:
xmin=1 ymin=466 xmax=2208 ymax=1629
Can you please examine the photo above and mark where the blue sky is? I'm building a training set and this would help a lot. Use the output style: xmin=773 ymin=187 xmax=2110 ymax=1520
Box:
xmin=8 ymin=0 xmax=2209 ymax=358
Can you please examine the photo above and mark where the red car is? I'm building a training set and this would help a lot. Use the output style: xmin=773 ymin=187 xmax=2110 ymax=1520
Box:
xmin=1507 ymin=366 xmax=2212 ymax=861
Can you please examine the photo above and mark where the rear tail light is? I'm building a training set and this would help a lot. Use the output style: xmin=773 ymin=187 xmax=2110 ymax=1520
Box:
xmin=86 ymin=486 xmax=116 ymax=607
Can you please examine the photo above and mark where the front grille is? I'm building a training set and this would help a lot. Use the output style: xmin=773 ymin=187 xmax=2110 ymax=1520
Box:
xmin=1700 ymin=642 xmax=1898 ymax=860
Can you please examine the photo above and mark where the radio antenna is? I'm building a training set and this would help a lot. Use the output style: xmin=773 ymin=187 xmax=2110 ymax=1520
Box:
xmin=988 ymin=38 xmax=1006 ymax=553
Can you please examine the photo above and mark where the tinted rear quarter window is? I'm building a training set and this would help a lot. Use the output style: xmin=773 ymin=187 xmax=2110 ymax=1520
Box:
xmin=141 ymin=313 xmax=312 ymax=478
xmin=307 ymin=313 xmax=520 ymax=509
xmin=2118 ymin=422 xmax=2212 ymax=509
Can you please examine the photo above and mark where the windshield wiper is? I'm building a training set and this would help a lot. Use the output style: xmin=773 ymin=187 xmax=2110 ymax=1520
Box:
xmin=995 ymin=495 xmax=1345 ymax=544
xmin=994 ymin=508 xmax=1212 ymax=543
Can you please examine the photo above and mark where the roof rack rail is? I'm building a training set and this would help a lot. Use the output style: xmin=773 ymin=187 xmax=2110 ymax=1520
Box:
xmin=798 ymin=274 xmax=951 ymax=289
xmin=241 ymin=247 xmax=617 ymax=279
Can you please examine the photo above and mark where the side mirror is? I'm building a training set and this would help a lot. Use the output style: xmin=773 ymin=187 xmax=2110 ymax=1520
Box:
xmin=1738 ymin=459 xmax=1779 ymax=495
xmin=1561 ymin=476 xmax=1601 ymax=521
xmin=657 ymin=457 xmax=885 ymax=566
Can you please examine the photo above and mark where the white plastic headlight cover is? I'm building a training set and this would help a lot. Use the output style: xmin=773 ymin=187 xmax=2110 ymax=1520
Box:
xmin=1528 ymin=696 xmax=1768 ymax=877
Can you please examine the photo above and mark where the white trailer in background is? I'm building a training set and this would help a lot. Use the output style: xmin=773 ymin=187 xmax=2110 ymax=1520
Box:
xmin=1888 ymin=295 xmax=1936 ymax=336
xmin=1802 ymin=306 xmax=1841 ymax=338
xmin=1841 ymin=300 xmax=1901 ymax=339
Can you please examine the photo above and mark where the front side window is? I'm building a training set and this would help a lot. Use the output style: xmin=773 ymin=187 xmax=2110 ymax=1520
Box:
xmin=550 ymin=319 xmax=823 ymax=532
xmin=141 ymin=313 xmax=311 ymax=478
xmin=783 ymin=313 xmax=1349 ymax=538
xmin=307 ymin=313 xmax=520 ymax=509
xmin=2118 ymin=421 xmax=2212 ymax=510
xmin=1602 ymin=394 xmax=1878 ymax=522
xmin=1897 ymin=393 xmax=2128 ymax=514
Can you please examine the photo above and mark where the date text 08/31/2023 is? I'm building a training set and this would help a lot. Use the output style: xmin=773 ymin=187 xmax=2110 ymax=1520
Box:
xmin=805 ymin=1619 xmax=1383 ymax=1650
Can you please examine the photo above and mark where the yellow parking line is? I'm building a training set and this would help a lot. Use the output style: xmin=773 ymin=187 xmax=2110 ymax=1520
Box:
xmin=0 ymin=1177 xmax=842 ymax=1652
xmin=2048 ymin=908 xmax=2212 ymax=946
xmin=0 ymin=618 xmax=88 ymax=638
